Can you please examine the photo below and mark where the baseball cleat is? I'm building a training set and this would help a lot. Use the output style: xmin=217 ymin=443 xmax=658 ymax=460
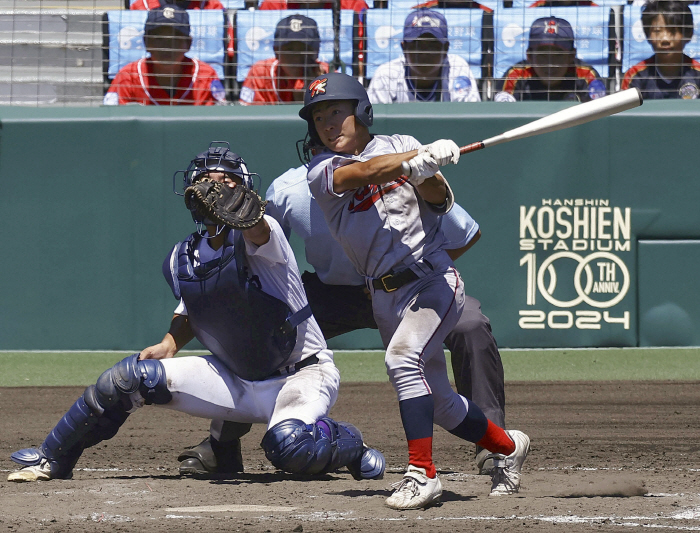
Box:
xmin=489 ymin=429 xmax=530 ymax=496
xmin=8 ymin=459 xmax=53 ymax=482
xmin=385 ymin=465 xmax=442 ymax=510
xmin=347 ymin=445 xmax=386 ymax=480
xmin=476 ymin=447 xmax=500 ymax=476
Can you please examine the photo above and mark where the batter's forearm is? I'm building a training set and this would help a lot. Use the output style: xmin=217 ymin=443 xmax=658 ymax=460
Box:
xmin=413 ymin=174 xmax=448 ymax=206
xmin=334 ymin=150 xmax=419 ymax=191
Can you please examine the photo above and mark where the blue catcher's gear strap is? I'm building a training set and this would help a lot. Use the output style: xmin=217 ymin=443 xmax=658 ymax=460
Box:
xmin=260 ymin=418 xmax=364 ymax=476
xmin=234 ymin=231 xmax=312 ymax=335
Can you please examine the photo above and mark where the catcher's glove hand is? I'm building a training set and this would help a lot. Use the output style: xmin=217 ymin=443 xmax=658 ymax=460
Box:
xmin=184 ymin=179 xmax=266 ymax=230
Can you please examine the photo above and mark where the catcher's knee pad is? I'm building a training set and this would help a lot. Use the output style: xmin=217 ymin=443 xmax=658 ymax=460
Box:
xmin=95 ymin=353 xmax=172 ymax=409
xmin=37 ymin=355 xmax=171 ymax=467
xmin=260 ymin=418 xmax=365 ymax=476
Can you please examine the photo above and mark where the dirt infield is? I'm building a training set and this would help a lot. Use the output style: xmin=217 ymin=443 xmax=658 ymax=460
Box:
xmin=1 ymin=381 xmax=699 ymax=532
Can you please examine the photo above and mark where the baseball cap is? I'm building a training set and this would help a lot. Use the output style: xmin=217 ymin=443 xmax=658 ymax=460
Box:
xmin=144 ymin=6 xmax=190 ymax=36
xmin=274 ymin=15 xmax=320 ymax=52
xmin=528 ymin=17 xmax=575 ymax=51
xmin=403 ymin=8 xmax=448 ymax=44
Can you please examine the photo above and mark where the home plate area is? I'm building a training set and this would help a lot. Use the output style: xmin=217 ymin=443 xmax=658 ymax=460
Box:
xmin=2 ymin=381 xmax=699 ymax=532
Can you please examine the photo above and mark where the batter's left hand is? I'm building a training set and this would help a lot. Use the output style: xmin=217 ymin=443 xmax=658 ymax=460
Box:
xmin=420 ymin=140 xmax=460 ymax=166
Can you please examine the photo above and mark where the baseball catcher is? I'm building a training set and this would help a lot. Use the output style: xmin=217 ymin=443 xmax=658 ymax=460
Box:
xmin=7 ymin=141 xmax=385 ymax=484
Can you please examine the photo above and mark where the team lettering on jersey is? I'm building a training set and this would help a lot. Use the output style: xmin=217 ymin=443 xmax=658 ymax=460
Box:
xmin=348 ymin=178 xmax=408 ymax=213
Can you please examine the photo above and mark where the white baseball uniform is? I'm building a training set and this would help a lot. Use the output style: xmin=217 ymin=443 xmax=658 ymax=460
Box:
xmin=157 ymin=216 xmax=340 ymax=429
xmin=367 ymin=54 xmax=481 ymax=104
xmin=307 ymin=134 xmax=472 ymax=432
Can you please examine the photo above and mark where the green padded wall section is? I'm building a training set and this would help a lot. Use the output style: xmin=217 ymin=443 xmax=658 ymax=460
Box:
xmin=0 ymin=101 xmax=697 ymax=349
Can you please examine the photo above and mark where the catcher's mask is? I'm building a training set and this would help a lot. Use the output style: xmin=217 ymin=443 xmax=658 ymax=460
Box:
xmin=173 ymin=141 xmax=260 ymax=234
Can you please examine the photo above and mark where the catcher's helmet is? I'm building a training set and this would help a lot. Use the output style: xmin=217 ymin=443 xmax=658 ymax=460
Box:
xmin=173 ymin=141 xmax=256 ymax=196
xmin=298 ymin=72 xmax=373 ymax=145
xmin=173 ymin=141 xmax=259 ymax=234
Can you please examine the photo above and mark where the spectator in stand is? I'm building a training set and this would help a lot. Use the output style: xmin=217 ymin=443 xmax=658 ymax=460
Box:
xmin=131 ymin=0 xmax=224 ymax=10
xmin=259 ymin=0 xmax=368 ymax=12
xmin=495 ymin=16 xmax=606 ymax=102
xmin=367 ymin=8 xmax=481 ymax=103
xmin=622 ymin=0 xmax=700 ymax=99
xmin=103 ymin=6 xmax=226 ymax=105
xmin=239 ymin=15 xmax=328 ymax=105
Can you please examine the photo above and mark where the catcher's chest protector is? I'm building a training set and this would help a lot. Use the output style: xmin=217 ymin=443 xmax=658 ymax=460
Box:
xmin=162 ymin=233 xmax=298 ymax=381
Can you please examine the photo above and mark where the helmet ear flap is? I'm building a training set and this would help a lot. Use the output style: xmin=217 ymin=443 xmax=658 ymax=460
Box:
xmin=356 ymin=102 xmax=373 ymax=129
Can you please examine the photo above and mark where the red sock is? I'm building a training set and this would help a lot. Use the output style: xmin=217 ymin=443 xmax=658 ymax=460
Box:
xmin=476 ymin=420 xmax=515 ymax=456
xmin=407 ymin=436 xmax=436 ymax=478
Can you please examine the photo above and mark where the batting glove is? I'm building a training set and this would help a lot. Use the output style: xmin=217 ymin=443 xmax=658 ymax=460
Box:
xmin=419 ymin=139 xmax=460 ymax=166
xmin=405 ymin=152 xmax=439 ymax=186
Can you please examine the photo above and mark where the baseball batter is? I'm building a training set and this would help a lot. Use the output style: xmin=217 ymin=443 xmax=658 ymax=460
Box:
xmin=180 ymin=164 xmax=507 ymax=478
xmin=7 ymin=143 xmax=384 ymax=484
xmin=299 ymin=72 xmax=530 ymax=510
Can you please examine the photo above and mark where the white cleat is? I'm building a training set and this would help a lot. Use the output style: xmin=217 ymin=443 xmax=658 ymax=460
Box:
xmin=385 ymin=465 xmax=442 ymax=510
xmin=8 ymin=459 xmax=53 ymax=482
xmin=489 ymin=430 xmax=530 ymax=496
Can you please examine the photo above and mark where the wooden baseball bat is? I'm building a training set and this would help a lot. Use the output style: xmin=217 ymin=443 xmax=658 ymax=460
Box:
xmin=401 ymin=88 xmax=643 ymax=175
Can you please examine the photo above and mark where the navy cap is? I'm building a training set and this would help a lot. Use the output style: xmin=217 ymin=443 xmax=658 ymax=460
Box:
xmin=528 ymin=17 xmax=575 ymax=51
xmin=403 ymin=9 xmax=448 ymax=44
xmin=144 ymin=6 xmax=190 ymax=36
xmin=274 ymin=15 xmax=320 ymax=52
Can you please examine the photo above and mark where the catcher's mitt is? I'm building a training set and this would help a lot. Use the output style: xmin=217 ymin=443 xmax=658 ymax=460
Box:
xmin=184 ymin=179 xmax=266 ymax=230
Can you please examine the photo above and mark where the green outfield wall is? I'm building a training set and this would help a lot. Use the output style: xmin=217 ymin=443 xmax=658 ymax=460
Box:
xmin=0 ymin=102 xmax=698 ymax=351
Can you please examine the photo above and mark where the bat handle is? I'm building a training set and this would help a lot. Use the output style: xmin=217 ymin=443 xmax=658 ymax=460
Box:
xmin=459 ymin=141 xmax=485 ymax=154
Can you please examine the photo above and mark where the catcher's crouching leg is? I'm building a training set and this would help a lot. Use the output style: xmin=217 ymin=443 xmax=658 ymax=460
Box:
xmin=260 ymin=418 xmax=385 ymax=480
xmin=9 ymin=354 xmax=172 ymax=482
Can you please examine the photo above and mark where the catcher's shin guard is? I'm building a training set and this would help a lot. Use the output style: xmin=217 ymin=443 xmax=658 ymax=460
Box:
xmin=261 ymin=418 xmax=385 ymax=479
xmin=10 ymin=354 xmax=172 ymax=478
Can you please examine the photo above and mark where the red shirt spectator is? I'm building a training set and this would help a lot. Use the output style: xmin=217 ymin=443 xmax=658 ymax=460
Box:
xmin=240 ymin=14 xmax=328 ymax=105
xmin=104 ymin=57 xmax=226 ymax=105
xmin=104 ymin=6 xmax=226 ymax=105
xmin=239 ymin=57 xmax=329 ymax=104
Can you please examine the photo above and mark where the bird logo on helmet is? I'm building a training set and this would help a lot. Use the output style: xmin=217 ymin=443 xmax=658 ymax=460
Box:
xmin=299 ymin=72 xmax=373 ymax=149
xmin=308 ymin=78 xmax=328 ymax=99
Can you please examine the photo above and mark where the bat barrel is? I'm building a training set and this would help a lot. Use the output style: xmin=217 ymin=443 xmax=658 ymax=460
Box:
xmin=483 ymin=88 xmax=643 ymax=147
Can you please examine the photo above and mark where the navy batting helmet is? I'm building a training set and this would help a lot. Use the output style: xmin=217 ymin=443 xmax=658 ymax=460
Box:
xmin=298 ymin=72 xmax=373 ymax=144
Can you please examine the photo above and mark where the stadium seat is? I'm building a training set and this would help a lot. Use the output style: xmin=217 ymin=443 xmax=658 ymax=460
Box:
xmin=232 ymin=9 xmax=355 ymax=84
xmin=493 ymin=6 xmax=612 ymax=82
xmin=363 ymin=7 xmax=486 ymax=82
xmin=621 ymin=4 xmax=700 ymax=76
xmin=102 ymin=10 xmax=228 ymax=95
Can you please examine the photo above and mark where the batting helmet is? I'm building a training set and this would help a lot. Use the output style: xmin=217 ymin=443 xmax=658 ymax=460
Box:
xmin=298 ymin=72 xmax=373 ymax=145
